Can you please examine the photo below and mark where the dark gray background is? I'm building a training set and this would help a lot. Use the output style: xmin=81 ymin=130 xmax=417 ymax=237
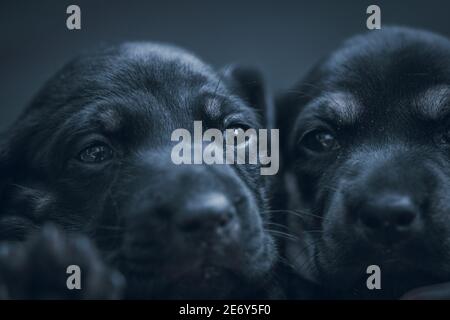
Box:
xmin=0 ymin=0 xmax=448 ymax=129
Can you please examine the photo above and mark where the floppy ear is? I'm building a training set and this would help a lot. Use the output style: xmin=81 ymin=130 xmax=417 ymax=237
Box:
xmin=275 ymin=63 xmax=325 ymax=162
xmin=222 ymin=65 xmax=274 ymax=129
xmin=0 ymin=126 xmax=35 ymax=207
xmin=0 ymin=130 xmax=45 ymax=241
xmin=275 ymin=89 xmax=299 ymax=160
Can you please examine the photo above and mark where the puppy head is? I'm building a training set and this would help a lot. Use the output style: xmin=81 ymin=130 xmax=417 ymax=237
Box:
xmin=279 ymin=27 xmax=450 ymax=298
xmin=0 ymin=43 xmax=276 ymax=298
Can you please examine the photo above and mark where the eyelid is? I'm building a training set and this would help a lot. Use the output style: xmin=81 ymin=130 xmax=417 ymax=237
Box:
xmin=296 ymin=122 xmax=336 ymax=144
xmin=70 ymin=134 xmax=116 ymax=159
xmin=223 ymin=114 xmax=254 ymax=130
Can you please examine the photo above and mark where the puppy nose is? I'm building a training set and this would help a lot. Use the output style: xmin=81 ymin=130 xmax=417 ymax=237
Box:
xmin=176 ymin=193 xmax=238 ymax=237
xmin=356 ymin=194 xmax=420 ymax=243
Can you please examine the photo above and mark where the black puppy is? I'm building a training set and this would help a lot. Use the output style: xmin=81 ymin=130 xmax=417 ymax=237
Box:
xmin=277 ymin=27 xmax=450 ymax=299
xmin=0 ymin=43 xmax=277 ymax=299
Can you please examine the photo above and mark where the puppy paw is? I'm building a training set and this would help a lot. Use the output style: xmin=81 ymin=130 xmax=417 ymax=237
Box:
xmin=0 ymin=224 xmax=125 ymax=299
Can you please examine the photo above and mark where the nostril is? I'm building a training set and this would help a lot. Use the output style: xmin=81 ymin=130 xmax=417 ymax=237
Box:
xmin=179 ymin=219 xmax=203 ymax=233
xmin=218 ymin=212 xmax=232 ymax=227
xmin=360 ymin=213 xmax=382 ymax=230
xmin=395 ymin=210 xmax=416 ymax=227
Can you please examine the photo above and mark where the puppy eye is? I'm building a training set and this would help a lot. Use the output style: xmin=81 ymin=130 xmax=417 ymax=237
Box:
xmin=77 ymin=143 xmax=114 ymax=163
xmin=223 ymin=124 xmax=253 ymax=147
xmin=301 ymin=130 xmax=340 ymax=152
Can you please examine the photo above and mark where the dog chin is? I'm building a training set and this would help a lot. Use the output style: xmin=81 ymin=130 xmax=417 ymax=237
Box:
xmin=168 ymin=267 xmax=241 ymax=297
xmin=124 ymin=263 xmax=242 ymax=299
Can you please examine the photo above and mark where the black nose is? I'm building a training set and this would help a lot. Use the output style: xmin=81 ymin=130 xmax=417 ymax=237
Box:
xmin=176 ymin=193 xmax=238 ymax=238
xmin=356 ymin=194 xmax=420 ymax=243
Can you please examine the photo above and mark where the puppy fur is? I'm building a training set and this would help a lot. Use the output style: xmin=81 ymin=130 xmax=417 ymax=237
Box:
xmin=277 ymin=27 xmax=450 ymax=299
xmin=0 ymin=43 xmax=277 ymax=299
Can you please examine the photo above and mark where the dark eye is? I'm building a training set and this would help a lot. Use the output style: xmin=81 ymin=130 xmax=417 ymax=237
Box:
xmin=77 ymin=144 xmax=114 ymax=163
xmin=301 ymin=130 xmax=340 ymax=152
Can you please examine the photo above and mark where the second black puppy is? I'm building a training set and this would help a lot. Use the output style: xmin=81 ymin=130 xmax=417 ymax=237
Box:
xmin=278 ymin=27 xmax=450 ymax=299
xmin=0 ymin=43 xmax=277 ymax=298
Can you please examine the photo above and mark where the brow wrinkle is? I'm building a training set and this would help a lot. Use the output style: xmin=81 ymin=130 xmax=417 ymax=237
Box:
xmin=416 ymin=85 xmax=450 ymax=119
xmin=304 ymin=91 xmax=360 ymax=125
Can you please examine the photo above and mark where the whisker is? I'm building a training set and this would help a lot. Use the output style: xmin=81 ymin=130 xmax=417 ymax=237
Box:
xmin=266 ymin=229 xmax=300 ymax=242
xmin=263 ymin=222 xmax=290 ymax=231
xmin=275 ymin=254 xmax=299 ymax=272
xmin=323 ymin=185 xmax=339 ymax=193
xmin=302 ymin=230 xmax=324 ymax=234
xmin=265 ymin=209 xmax=328 ymax=222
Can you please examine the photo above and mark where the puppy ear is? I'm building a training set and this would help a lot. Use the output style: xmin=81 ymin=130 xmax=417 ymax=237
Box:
xmin=0 ymin=128 xmax=29 ymax=207
xmin=0 ymin=131 xmax=45 ymax=240
xmin=275 ymin=64 xmax=324 ymax=162
xmin=222 ymin=65 xmax=274 ymax=128
xmin=275 ymin=89 xmax=299 ymax=160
